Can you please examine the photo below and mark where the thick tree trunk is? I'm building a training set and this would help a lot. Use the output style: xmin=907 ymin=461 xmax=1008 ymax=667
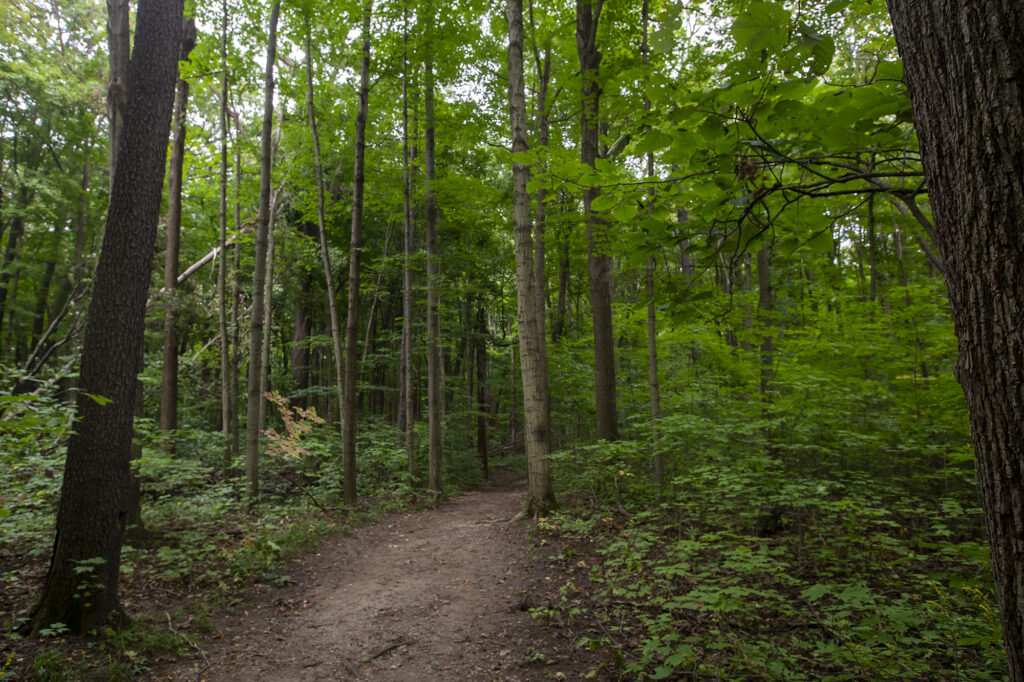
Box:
xmin=244 ymin=0 xmax=280 ymax=506
xmin=576 ymin=0 xmax=617 ymax=442
xmin=885 ymin=3 xmax=1024 ymax=677
xmin=105 ymin=0 xmax=129 ymax=196
xmin=27 ymin=0 xmax=183 ymax=635
xmin=160 ymin=19 xmax=195 ymax=446
xmin=342 ymin=0 xmax=372 ymax=506
xmin=507 ymin=0 xmax=556 ymax=515
xmin=424 ymin=5 xmax=443 ymax=495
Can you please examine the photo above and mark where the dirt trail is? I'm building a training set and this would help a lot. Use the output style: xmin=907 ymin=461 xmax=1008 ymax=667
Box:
xmin=153 ymin=481 xmax=595 ymax=681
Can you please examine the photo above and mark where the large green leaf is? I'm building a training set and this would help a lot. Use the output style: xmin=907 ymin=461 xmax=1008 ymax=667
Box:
xmin=732 ymin=3 xmax=790 ymax=54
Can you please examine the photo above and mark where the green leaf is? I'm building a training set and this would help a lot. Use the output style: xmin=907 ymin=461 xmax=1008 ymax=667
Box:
xmin=84 ymin=393 xmax=113 ymax=407
xmin=612 ymin=202 xmax=638 ymax=223
xmin=802 ymin=583 xmax=832 ymax=601
xmin=635 ymin=129 xmax=673 ymax=154
xmin=590 ymin=194 xmax=617 ymax=212
xmin=732 ymin=3 xmax=790 ymax=54
xmin=511 ymin=150 xmax=536 ymax=166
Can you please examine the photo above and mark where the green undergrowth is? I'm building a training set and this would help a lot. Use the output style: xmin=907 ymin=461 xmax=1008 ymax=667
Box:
xmin=535 ymin=443 xmax=1006 ymax=680
xmin=1 ymin=389 xmax=488 ymax=680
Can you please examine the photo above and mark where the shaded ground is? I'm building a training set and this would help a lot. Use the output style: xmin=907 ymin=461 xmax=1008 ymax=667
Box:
xmin=150 ymin=480 xmax=602 ymax=681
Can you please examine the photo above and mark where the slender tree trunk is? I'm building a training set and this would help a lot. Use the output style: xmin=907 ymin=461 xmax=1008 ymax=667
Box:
xmin=401 ymin=8 xmax=416 ymax=478
xmin=160 ymin=18 xmax=195 ymax=447
xmin=258 ymin=208 xmax=276 ymax=432
xmin=26 ymin=0 xmax=184 ymax=634
xmin=640 ymin=0 xmax=662 ymax=487
xmin=424 ymin=4 xmax=443 ymax=494
xmin=342 ymin=0 xmax=372 ymax=506
xmin=576 ymin=0 xmax=617 ymax=442
xmin=757 ymin=244 xmax=773 ymax=410
xmin=553 ymin=230 xmax=569 ymax=342
xmin=229 ymin=135 xmax=242 ymax=460
xmin=303 ymin=15 xmax=346 ymax=485
xmin=244 ymin=0 xmax=280 ymax=507
xmin=886 ymin=3 xmax=1024 ymax=676
xmin=527 ymin=1 xmax=551 ymax=321
xmin=218 ymin=0 xmax=232 ymax=469
xmin=476 ymin=305 xmax=488 ymax=480
xmin=507 ymin=0 xmax=555 ymax=515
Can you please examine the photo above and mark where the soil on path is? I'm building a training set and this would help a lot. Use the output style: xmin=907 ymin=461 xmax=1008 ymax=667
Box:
xmin=151 ymin=481 xmax=601 ymax=681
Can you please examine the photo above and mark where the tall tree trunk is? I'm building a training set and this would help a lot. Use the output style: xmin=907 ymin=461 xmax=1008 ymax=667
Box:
xmin=342 ymin=0 xmax=372 ymax=506
xmin=229 ymin=131 xmax=242 ymax=460
xmin=303 ymin=14 xmax=346 ymax=485
xmin=757 ymin=244 xmax=773 ymax=424
xmin=527 ymin=0 xmax=551 ymax=321
xmin=886 ymin=3 xmax=1024 ymax=677
xmin=218 ymin=0 xmax=232 ymax=469
xmin=244 ymin=0 xmax=280 ymax=507
xmin=26 ymin=0 xmax=184 ymax=635
xmin=641 ymin=0 xmax=661 ymax=487
xmin=160 ymin=18 xmax=195 ymax=448
xmin=258 ymin=206 xmax=276 ymax=432
xmin=424 ymin=3 xmax=443 ymax=495
xmin=400 ymin=8 xmax=417 ymax=478
xmin=576 ymin=0 xmax=617 ymax=442
xmin=507 ymin=0 xmax=555 ymax=515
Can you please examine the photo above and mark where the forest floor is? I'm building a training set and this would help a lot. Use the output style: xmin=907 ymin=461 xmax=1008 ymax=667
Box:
xmin=148 ymin=477 xmax=603 ymax=681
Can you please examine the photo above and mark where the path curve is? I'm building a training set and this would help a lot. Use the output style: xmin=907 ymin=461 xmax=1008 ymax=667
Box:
xmin=153 ymin=483 xmax=591 ymax=681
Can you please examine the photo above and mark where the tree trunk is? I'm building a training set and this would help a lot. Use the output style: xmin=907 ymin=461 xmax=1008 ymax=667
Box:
xmin=105 ymin=0 xmax=129 ymax=197
xmin=424 ymin=4 xmax=443 ymax=495
xmin=258 ymin=206 xmax=276 ymax=432
xmin=507 ymin=0 xmax=556 ymax=515
xmin=27 ymin=0 xmax=184 ymax=635
xmin=476 ymin=306 xmax=489 ymax=480
xmin=576 ymin=0 xmax=617 ymax=442
xmin=641 ymin=0 xmax=661 ymax=487
xmin=218 ymin=0 xmax=232 ymax=469
xmin=342 ymin=0 xmax=372 ymax=506
xmin=303 ymin=14 xmax=346 ymax=488
xmin=400 ymin=8 xmax=417 ymax=478
xmin=244 ymin=0 xmax=280 ymax=507
xmin=886 ymin=3 xmax=1024 ymax=677
xmin=159 ymin=18 xmax=195 ymax=447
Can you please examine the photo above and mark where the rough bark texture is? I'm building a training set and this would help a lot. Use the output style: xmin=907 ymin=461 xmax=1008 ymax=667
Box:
xmin=245 ymin=1 xmax=280 ymax=505
xmin=576 ymin=0 xmax=617 ymax=442
xmin=424 ymin=5 xmax=443 ymax=495
xmin=342 ymin=0 xmax=372 ymax=506
xmin=507 ymin=0 xmax=556 ymax=517
xmin=105 ymin=0 xmax=130 ymax=196
xmin=159 ymin=18 xmax=195 ymax=443
xmin=885 ymin=2 xmax=1024 ymax=677
xmin=28 ymin=0 xmax=183 ymax=634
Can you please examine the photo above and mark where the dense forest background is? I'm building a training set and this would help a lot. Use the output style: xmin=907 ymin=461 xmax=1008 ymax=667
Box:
xmin=0 ymin=0 xmax=1010 ymax=678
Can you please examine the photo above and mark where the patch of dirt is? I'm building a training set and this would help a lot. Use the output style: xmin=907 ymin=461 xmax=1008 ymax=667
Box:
xmin=150 ymin=480 xmax=605 ymax=681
